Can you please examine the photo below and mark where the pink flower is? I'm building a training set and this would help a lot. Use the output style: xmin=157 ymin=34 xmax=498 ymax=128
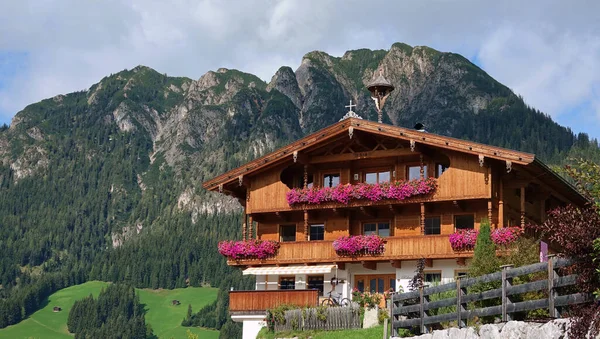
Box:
xmin=491 ymin=227 xmax=523 ymax=247
xmin=286 ymin=178 xmax=437 ymax=205
xmin=333 ymin=235 xmax=385 ymax=256
xmin=449 ymin=229 xmax=479 ymax=251
xmin=218 ymin=240 xmax=280 ymax=259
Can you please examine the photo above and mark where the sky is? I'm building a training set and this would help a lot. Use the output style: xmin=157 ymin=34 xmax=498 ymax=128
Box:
xmin=1 ymin=0 xmax=599 ymax=139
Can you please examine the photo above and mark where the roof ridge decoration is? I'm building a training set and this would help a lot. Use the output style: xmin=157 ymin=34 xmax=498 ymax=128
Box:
xmin=340 ymin=99 xmax=362 ymax=121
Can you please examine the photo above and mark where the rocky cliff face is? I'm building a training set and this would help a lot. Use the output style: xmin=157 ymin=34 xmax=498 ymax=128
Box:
xmin=0 ymin=42 xmax=589 ymax=247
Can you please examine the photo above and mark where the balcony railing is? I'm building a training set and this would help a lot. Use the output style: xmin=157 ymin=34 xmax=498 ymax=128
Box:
xmin=227 ymin=235 xmax=472 ymax=266
xmin=229 ymin=290 xmax=319 ymax=313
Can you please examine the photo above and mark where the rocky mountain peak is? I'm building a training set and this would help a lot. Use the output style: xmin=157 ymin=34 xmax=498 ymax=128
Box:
xmin=267 ymin=66 xmax=303 ymax=109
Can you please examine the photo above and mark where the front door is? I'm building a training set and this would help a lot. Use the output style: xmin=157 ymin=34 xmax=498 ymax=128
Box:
xmin=354 ymin=274 xmax=396 ymax=293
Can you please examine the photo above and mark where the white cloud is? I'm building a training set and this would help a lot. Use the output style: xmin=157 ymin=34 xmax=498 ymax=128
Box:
xmin=0 ymin=0 xmax=599 ymax=136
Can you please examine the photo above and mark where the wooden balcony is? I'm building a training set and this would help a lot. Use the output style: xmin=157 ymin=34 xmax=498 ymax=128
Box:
xmin=229 ymin=290 xmax=319 ymax=313
xmin=227 ymin=235 xmax=472 ymax=266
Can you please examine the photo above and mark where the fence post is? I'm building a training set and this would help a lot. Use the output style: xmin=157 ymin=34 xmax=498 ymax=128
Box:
xmin=456 ymin=276 xmax=466 ymax=328
xmin=547 ymin=254 xmax=558 ymax=318
xmin=389 ymin=292 xmax=395 ymax=337
xmin=419 ymin=286 xmax=426 ymax=334
xmin=501 ymin=264 xmax=514 ymax=322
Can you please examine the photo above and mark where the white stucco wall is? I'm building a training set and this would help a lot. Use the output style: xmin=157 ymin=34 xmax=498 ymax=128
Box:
xmin=231 ymin=315 xmax=266 ymax=339
xmin=395 ymin=259 xmax=469 ymax=292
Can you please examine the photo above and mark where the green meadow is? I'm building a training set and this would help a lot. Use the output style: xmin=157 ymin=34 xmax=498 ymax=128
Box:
xmin=0 ymin=281 xmax=219 ymax=339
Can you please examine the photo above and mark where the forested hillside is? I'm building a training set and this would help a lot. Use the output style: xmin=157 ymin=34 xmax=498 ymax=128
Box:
xmin=0 ymin=42 xmax=599 ymax=329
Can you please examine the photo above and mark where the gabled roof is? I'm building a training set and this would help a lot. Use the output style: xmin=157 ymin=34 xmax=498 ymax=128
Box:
xmin=203 ymin=118 xmax=537 ymax=189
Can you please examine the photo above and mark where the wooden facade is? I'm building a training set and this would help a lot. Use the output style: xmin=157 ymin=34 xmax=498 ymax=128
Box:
xmin=203 ymin=118 xmax=587 ymax=268
xmin=229 ymin=290 xmax=319 ymax=313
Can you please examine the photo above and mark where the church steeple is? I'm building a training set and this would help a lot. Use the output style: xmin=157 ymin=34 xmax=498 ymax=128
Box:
xmin=367 ymin=68 xmax=395 ymax=123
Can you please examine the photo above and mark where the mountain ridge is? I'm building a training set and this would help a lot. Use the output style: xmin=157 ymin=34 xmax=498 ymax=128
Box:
xmin=0 ymin=42 xmax=599 ymax=330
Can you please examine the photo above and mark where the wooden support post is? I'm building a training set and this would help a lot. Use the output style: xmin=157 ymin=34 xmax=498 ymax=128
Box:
xmin=499 ymin=183 xmax=504 ymax=228
xmin=424 ymin=258 xmax=433 ymax=268
xmin=303 ymin=209 xmax=309 ymax=241
xmin=420 ymin=154 xmax=425 ymax=180
xmin=520 ymin=186 xmax=526 ymax=228
xmin=242 ymin=221 xmax=247 ymax=241
xmin=303 ymin=165 xmax=308 ymax=189
xmin=501 ymin=264 xmax=514 ymax=322
xmin=390 ymin=291 xmax=396 ymax=337
xmin=420 ymin=203 xmax=425 ymax=235
xmin=548 ymin=255 xmax=558 ymax=318
xmin=248 ymin=215 xmax=254 ymax=240
xmin=540 ymin=199 xmax=547 ymax=223
xmin=488 ymin=199 xmax=493 ymax=228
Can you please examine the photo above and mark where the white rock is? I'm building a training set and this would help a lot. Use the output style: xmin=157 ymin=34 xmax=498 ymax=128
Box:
xmin=362 ymin=307 xmax=379 ymax=328
xmin=500 ymin=321 xmax=530 ymax=339
xmin=431 ymin=329 xmax=449 ymax=339
xmin=479 ymin=324 xmax=501 ymax=339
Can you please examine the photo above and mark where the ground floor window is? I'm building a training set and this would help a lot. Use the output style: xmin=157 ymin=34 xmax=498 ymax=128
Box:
xmin=279 ymin=276 xmax=295 ymax=290
xmin=307 ymin=275 xmax=324 ymax=296
xmin=354 ymin=274 xmax=395 ymax=293
xmin=424 ymin=271 xmax=442 ymax=284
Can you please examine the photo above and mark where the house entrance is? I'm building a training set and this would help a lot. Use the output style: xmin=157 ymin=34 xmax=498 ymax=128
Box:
xmin=354 ymin=274 xmax=396 ymax=293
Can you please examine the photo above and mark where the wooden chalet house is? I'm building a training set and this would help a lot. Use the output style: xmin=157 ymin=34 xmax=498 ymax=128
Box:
xmin=202 ymin=74 xmax=586 ymax=338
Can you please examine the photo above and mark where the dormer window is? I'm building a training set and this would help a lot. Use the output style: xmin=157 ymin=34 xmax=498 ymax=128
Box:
xmin=323 ymin=173 xmax=340 ymax=188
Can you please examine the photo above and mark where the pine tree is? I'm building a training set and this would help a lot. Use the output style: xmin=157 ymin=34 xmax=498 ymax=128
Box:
xmin=469 ymin=218 xmax=499 ymax=277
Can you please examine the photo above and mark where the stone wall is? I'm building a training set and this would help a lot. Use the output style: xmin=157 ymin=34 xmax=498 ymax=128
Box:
xmin=393 ymin=319 xmax=571 ymax=339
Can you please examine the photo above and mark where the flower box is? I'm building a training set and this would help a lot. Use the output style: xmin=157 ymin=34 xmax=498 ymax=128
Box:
xmin=449 ymin=229 xmax=479 ymax=251
xmin=333 ymin=235 xmax=385 ymax=256
xmin=491 ymin=227 xmax=523 ymax=247
xmin=286 ymin=178 xmax=437 ymax=206
xmin=218 ymin=240 xmax=280 ymax=260
xmin=449 ymin=227 xmax=523 ymax=251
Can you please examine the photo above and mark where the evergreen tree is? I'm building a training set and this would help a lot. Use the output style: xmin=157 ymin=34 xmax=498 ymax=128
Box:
xmin=469 ymin=218 xmax=499 ymax=277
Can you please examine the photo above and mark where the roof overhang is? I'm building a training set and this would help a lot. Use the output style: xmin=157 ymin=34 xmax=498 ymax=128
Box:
xmin=242 ymin=264 xmax=337 ymax=276
xmin=202 ymin=118 xmax=536 ymax=192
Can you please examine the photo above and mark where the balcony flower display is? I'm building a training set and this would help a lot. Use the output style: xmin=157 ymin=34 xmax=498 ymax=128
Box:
xmin=449 ymin=229 xmax=479 ymax=251
xmin=333 ymin=235 xmax=385 ymax=256
xmin=449 ymin=227 xmax=523 ymax=251
xmin=491 ymin=227 xmax=523 ymax=247
xmin=218 ymin=240 xmax=280 ymax=260
xmin=286 ymin=178 xmax=437 ymax=206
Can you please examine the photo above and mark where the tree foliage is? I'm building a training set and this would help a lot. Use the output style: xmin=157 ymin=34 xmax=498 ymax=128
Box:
xmin=468 ymin=219 xmax=499 ymax=278
xmin=67 ymin=283 xmax=152 ymax=339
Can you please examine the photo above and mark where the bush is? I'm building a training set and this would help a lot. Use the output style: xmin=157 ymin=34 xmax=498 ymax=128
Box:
xmin=351 ymin=289 xmax=382 ymax=310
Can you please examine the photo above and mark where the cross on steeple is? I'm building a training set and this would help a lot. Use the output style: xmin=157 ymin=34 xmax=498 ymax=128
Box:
xmin=345 ymin=100 xmax=356 ymax=112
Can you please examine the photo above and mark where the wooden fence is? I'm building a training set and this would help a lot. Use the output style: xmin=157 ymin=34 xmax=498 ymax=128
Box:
xmin=391 ymin=256 xmax=593 ymax=335
xmin=274 ymin=305 xmax=361 ymax=332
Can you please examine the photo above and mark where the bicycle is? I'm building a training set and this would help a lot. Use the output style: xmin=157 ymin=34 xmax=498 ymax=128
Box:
xmin=321 ymin=291 xmax=351 ymax=307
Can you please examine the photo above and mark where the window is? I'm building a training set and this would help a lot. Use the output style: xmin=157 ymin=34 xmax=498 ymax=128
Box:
xmin=455 ymin=270 xmax=468 ymax=279
xmin=454 ymin=215 xmax=475 ymax=230
xmin=424 ymin=272 xmax=442 ymax=284
xmin=280 ymin=225 xmax=296 ymax=242
xmin=364 ymin=170 xmax=391 ymax=184
xmin=362 ymin=222 xmax=390 ymax=237
xmin=407 ymin=165 xmax=428 ymax=180
xmin=310 ymin=223 xmax=324 ymax=241
xmin=279 ymin=276 xmax=295 ymax=290
xmin=323 ymin=173 xmax=340 ymax=188
xmin=435 ymin=163 xmax=448 ymax=178
xmin=307 ymin=275 xmax=324 ymax=296
xmin=424 ymin=217 xmax=441 ymax=235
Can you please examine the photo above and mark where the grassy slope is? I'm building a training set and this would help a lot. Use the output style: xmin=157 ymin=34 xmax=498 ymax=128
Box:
xmin=0 ymin=281 xmax=219 ymax=339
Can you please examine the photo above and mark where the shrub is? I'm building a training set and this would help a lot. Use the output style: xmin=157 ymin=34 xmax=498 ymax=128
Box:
xmin=351 ymin=289 xmax=382 ymax=310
